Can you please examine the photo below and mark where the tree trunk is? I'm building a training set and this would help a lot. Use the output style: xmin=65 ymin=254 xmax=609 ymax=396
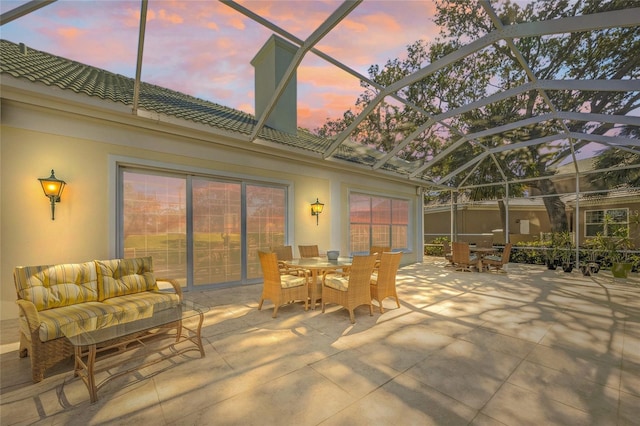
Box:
xmin=537 ymin=178 xmax=568 ymax=232
xmin=498 ymin=199 xmax=507 ymax=234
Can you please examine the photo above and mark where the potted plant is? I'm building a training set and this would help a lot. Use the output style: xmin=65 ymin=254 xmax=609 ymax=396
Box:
xmin=591 ymin=211 xmax=639 ymax=278
xmin=580 ymin=237 xmax=602 ymax=276
xmin=554 ymin=231 xmax=575 ymax=273
xmin=544 ymin=233 xmax=560 ymax=270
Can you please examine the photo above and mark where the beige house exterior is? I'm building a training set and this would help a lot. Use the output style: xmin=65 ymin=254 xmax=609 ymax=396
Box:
xmin=0 ymin=40 xmax=424 ymax=321
xmin=424 ymin=193 xmax=640 ymax=248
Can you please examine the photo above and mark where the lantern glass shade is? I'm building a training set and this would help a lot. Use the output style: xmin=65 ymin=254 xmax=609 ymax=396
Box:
xmin=39 ymin=170 xmax=66 ymax=200
xmin=311 ymin=198 xmax=324 ymax=216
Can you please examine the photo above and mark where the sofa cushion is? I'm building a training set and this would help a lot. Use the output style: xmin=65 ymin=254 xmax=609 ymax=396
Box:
xmin=101 ymin=291 xmax=180 ymax=312
xmin=14 ymin=262 xmax=98 ymax=311
xmin=96 ymin=257 xmax=157 ymax=301
xmin=35 ymin=301 xmax=124 ymax=342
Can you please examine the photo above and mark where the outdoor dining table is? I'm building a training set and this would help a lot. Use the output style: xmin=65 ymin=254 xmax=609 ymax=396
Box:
xmin=283 ymin=257 xmax=352 ymax=309
xmin=470 ymin=247 xmax=498 ymax=272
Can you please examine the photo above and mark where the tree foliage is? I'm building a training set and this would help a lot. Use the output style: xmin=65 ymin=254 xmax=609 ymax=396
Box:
xmin=314 ymin=0 xmax=640 ymax=233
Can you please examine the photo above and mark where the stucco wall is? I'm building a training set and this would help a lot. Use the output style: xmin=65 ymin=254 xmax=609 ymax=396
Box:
xmin=1 ymin=98 xmax=421 ymax=320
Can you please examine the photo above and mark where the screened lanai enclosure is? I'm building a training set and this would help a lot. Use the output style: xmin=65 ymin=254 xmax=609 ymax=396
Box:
xmin=2 ymin=0 xmax=639 ymax=265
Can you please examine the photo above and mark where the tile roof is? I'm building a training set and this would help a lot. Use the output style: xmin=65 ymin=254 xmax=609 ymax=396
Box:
xmin=0 ymin=39 xmax=363 ymax=164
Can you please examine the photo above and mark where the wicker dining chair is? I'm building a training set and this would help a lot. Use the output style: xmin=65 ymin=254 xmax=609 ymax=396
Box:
xmin=451 ymin=242 xmax=478 ymax=272
xmin=443 ymin=241 xmax=454 ymax=266
xmin=298 ymin=245 xmax=320 ymax=258
xmin=369 ymin=245 xmax=390 ymax=259
xmin=258 ymin=251 xmax=309 ymax=318
xmin=369 ymin=245 xmax=391 ymax=269
xmin=321 ymin=254 xmax=377 ymax=323
xmin=370 ymin=251 xmax=402 ymax=313
xmin=482 ymin=243 xmax=512 ymax=272
xmin=271 ymin=245 xmax=297 ymax=275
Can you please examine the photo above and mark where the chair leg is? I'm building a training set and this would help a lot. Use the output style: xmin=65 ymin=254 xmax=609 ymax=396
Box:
xmin=368 ymin=304 xmax=373 ymax=317
xmin=258 ymin=298 xmax=264 ymax=310
xmin=272 ymin=305 xmax=279 ymax=318
xmin=349 ymin=310 xmax=355 ymax=324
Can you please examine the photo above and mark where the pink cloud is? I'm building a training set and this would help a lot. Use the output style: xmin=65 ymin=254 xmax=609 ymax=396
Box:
xmin=2 ymin=0 xmax=444 ymax=130
xmin=56 ymin=27 xmax=85 ymax=41
xmin=228 ymin=17 xmax=246 ymax=30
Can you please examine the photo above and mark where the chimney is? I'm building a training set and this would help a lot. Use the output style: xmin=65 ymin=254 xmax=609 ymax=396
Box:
xmin=251 ymin=35 xmax=297 ymax=135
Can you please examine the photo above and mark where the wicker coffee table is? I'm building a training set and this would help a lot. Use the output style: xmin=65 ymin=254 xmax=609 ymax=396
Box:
xmin=61 ymin=299 xmax=208 ymax=403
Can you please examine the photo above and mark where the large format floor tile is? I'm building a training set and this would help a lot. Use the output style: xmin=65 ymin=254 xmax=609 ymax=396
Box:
xmin=1 ymin=258 xmax=638 ymax=425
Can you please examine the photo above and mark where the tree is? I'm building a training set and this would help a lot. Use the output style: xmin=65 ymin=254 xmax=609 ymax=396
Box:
xmin=315 ymin=0 xmax=640 ymax=233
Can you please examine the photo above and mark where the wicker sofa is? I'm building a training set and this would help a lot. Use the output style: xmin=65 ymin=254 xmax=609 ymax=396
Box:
xmin=13 ymin=256 xmax=182 ymax=382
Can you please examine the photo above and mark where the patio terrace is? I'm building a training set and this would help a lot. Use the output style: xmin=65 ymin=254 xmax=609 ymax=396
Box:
xmin=1 ymin=258 xmax=639 ymax=425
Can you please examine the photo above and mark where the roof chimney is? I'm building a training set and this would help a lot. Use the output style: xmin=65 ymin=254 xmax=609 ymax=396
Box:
xmin=251 ymin=35 xmax=297 ymax=135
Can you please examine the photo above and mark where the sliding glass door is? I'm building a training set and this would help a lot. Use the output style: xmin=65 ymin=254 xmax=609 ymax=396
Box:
xmin=120 ymin=167 xmax=287 ymax=290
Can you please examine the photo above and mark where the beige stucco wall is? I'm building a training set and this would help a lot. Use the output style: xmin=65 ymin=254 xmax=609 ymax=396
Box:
xmin=424 ymin=204 xmax=552 ymax=245
xmin=1 ymin=96 xmax=421 ymax=320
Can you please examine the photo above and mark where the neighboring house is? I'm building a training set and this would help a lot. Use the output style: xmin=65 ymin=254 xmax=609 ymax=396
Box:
xmin=424 ymin=156 xmax=640 ymax=248
xmin=0 ymin=39 xmax=423 ymax=321
xmin=424 ymin=197 xmax=551 ymax=246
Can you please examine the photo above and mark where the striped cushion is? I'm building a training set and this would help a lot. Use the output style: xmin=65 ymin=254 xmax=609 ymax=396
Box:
xmin=101 ymin=291 xmax=180 ymax=312
xmin=36 ymin=301 xmax=124 ymax=341
xmin=280 ymin=274 xmax=306 ymax=289
xmin=325 ymin=275 xmax=349 ymax=291
xmin=96 ymin=257 xmax=157 ymax=301
xmin=14 ymin=262 xmax=98 ymax=310
xmin=370 ymin=271 xmax=378 ymax=285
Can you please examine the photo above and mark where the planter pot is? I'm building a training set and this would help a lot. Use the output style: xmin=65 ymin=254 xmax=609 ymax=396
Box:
xmin=562 ymin=263 xmax=573 ymax=273
xmin=546 ymin=259 xmax=557 ymax=270
xmin=581 ymin=262 xmax=600 ymax=276
xmin=611 ymin=262 xmax=633 ymax=278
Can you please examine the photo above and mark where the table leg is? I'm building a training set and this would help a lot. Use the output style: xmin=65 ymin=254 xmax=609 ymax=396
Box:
xmin=310 ymin=270 xmax=319 ymax=310
xmin=85 ymin=344 xmax=98 ymax=403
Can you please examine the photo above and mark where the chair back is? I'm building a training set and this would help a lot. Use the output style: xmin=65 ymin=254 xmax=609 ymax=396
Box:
xmin=452 ymin=242 xmax=471 ymax=264
xmin=370 ymin=245 xmax=391 ymax=260
xmin=298 ymin=245 xmax=319 ymax=258
xmin=501 ymin=243 xmax=512 ymax=263
xmin=347 ymin=254 xmax=378 ymax=290
xmin=271 ymin=245 xmax=293 ymax=261
xmin=258 ymin=251 xmax=281 ymax=286
xmin=375 ymin=251 xmax=402 ymax=291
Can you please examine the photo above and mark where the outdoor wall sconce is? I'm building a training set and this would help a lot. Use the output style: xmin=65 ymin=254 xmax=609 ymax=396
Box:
xmin=38 ymin=169 xmax=66 ymax=220
xmin=310 ymin=198 xmax=324 ymax=226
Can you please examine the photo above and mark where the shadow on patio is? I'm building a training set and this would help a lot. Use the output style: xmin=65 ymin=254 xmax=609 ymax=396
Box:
xmin=1 ymin=257 xmax=639 ymax=425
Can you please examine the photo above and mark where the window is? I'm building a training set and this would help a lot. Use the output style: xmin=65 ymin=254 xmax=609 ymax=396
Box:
xmin=349 ymin=193 xmax=409 ymax=253
xmin=585 ymin=208 xmax=629 ymax=237
xmin=119 ymin=167 xmax=287 ymax=289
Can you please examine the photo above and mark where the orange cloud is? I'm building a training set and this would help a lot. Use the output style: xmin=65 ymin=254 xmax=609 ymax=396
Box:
xmin=157 ymin=9 xmax=184 ymax=24
xmin=56 ymin=27 xmax=84 ymax=40
xmin=228 ymin=17 xmax=246 ymax=30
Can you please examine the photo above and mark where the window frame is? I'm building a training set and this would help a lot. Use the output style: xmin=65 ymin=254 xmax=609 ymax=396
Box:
xmin=348 ymin=191 xmax=411 ymax=255
xmin=113 ymin=157 xmax=292 ymax=291
xmin=584 ymin=208 xmax=630 ymax=238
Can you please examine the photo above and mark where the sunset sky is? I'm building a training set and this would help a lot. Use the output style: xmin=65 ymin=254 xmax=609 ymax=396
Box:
xmin=0 ymin=0 xmax=444 ymax=130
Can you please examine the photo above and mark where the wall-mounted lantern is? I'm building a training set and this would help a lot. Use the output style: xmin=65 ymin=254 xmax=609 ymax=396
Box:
xmin=38 ymin=169 xmax=66 ymax=220
xmin=310 ymin=198 xmax=324 ymax=226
